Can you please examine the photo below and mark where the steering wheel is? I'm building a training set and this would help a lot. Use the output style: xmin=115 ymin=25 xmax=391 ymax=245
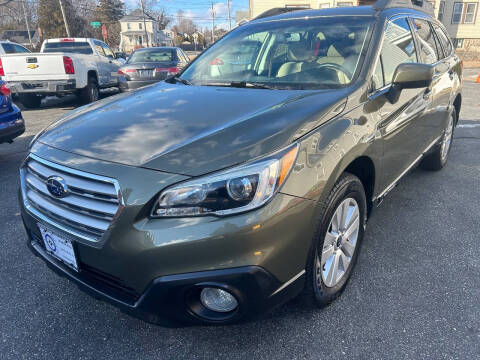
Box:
xmin=315 ymin=63 xmax=353 ymax=81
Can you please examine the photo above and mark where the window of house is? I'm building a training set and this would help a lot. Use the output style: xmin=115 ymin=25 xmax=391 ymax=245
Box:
xmin=378 ymin=17 xmax=417 ymax=85
xmin=319 ymin=3 xmax=330 ymax=8
xmin=411 ymin=18 xmax=439 ymax=64
xmin=127 ymin=23 xmax=131 ymax=30
xmin=452 ymin=2 xmax=478 ymax=24
xmin=337 ymin=2 xmax=353 ymax=6
xmin=139 ymin=23 xmax=143 ymax=29
xmin=438 ymin=1 xmax=445 ymax=21
xmin=465 ymin=3 xmax=478 ymax=23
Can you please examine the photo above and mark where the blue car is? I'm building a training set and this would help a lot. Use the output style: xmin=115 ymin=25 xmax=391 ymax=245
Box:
xmin=0 ymin=80 xmax=24 ymax=144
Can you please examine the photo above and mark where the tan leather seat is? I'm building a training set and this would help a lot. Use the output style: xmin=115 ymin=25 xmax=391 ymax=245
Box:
xmin=276 ymin=43 xmax=314 ymax=77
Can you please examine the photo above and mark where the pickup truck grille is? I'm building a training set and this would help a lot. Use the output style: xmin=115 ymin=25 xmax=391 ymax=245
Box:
xmin=20 ymin=154 xmax=123 ymax=244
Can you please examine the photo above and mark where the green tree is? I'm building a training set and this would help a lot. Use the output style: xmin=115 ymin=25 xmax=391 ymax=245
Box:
xmin=92 ymin=0 xmax=124 ymax=48
xmin=38 ymin=0 xmax=88 ymax=39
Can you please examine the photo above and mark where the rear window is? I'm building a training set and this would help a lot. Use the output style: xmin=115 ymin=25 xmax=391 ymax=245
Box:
xmin=2 ymin=43 xmax=30 ymax=54
xmin=43 ymin=42 xmax=93 ymax=54
xmin=128 ymin=49 xmax=174 ymax=63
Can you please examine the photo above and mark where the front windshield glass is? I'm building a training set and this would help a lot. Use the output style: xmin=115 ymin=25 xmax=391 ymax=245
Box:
xmin=128 ymin=49 xmax=174 ymax=63
xmin=180 ymin=16 xmax=373 ymax=89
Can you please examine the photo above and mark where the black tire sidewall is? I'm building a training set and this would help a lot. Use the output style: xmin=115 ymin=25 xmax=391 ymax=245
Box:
xmin=311 ymin=174 xmax=367 ymax=305
xmin=82 ymin=77 xmax=99 ymax=104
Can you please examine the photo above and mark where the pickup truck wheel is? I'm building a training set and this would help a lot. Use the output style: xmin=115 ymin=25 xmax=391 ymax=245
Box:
xmin=80 ymin=77 xmax=99 ymax=104
xmin=302 ymin=173 xmax=367 ymax=308
xmin=420 ymin=110 xmax=456 ymax=171
xmin=19 ymin=94 xmax=42 ymax=109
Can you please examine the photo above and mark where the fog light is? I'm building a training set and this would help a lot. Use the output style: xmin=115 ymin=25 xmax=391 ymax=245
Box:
xmin=200 ymin=287 xmax=238 ymax=313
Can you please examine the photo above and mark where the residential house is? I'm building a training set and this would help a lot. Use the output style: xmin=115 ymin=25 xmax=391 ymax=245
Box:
xmin=430 ymin=0 xmax=480 ymax=51
xmin=119 ymin=10 xmax=173 ymax=53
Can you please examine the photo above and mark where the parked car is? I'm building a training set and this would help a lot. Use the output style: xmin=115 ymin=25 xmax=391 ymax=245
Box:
xmin=0 ymin=38 xmax=124 ymax=108
xmin=118 ymin=47 xmax=190 ymax=91
xmin=0 ymin=81 xmax=24 ymax=144
xmin=20 ymin=0 xmax=461 ymax=325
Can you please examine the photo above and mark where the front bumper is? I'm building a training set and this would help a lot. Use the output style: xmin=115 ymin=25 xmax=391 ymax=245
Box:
xmin=19 ymin=148 xmax=315 ymax=324
xmin=9 ymin=79 xmax=76 ymax=95
xmin=24 ymin=226 xmax=305 ymax=325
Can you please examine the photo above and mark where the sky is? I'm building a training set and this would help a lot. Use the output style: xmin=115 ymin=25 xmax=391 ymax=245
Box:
xmin=125 ymin=1 xmax=250 ymax=30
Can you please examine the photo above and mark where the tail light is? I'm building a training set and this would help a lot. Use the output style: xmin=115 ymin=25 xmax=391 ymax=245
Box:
xmin=0 ymin=82 xmax=11 ymax=96
xmin=63 ymin=56 xmax=75 ymax=74
xmin=124 ymin=68 xmax=137 ymax=73
xmin=117 ymin=69 xmax=125 ymax=75
xmin=154 ymin=67 xmax=179 ymax=76
xmin=60 ymin=38 xmax=75 ymax=42
xmin=0 ymin=58 xmax=4 ymax=76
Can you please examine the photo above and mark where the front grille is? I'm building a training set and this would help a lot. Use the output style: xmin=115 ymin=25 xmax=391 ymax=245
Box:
xmin=21 ymin=154 xmax=122 ymax=244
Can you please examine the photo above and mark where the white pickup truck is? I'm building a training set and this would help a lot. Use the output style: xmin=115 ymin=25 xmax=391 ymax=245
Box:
xmin=0 ymin=38 xmax=125 ymax=108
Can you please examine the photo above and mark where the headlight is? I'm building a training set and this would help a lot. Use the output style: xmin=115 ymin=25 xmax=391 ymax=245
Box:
xmin=151 ymin=144 xmax=298 ymax=217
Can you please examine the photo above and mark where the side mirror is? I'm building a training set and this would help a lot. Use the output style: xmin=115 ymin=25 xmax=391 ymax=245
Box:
xmin=387 ymin=63 xmax=434 ymax=103
xmin=115 ymin=52 xmax=126 ymax=60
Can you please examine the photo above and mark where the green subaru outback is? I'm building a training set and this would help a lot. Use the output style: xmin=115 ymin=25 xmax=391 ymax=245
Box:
xmin=20 ymin=0 xmax=462 ymax=325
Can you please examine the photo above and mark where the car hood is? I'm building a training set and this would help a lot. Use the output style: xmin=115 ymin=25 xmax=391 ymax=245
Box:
xmin=38 ymin=82 xmax=349 ymax=176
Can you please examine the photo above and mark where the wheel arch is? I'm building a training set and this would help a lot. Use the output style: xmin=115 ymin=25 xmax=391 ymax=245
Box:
xmin=343 ymin=156 xmax=376 ymax=216
xmin=453 ymin=93 xmax=461 ymax=124
xmin=87 ymin=70 xmax=98 ymax=82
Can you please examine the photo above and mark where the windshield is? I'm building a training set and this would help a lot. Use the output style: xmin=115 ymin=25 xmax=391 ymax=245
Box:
xmin=128 ymin=49 xmax=174 ymax=63
xmin=180 ymin=16 xmax=373 ymax=89
xmin=43 ymin=42 xmax=93 ymax=54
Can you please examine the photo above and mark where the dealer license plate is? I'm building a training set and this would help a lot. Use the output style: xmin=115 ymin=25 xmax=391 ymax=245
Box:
xmin=38 ymin=224 xmax=79 ymax=271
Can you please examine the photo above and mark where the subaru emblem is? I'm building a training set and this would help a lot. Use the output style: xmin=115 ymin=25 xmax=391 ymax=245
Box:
xmin=46 ymin=176 xmax=69 ymax=198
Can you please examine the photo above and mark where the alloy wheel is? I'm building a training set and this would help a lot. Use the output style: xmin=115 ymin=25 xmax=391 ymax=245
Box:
xmin=316 ymin=197 xmax=360 ymax=288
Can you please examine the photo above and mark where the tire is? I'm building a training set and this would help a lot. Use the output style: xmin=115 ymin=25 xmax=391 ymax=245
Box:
xmin=19 ymin=94 xmax=42 ymax=108
xmin=80 ymin=76 xmax=99 ymax=104
xmin=420 ymin=110 xmax=456 ymax=171
xmin=303 ymin=172 xmax=367 ymax=307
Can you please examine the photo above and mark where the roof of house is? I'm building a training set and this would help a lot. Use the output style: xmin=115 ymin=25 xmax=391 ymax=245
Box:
xmin=0 ymin=30 xmax=38 ymax=44
xmin=120 ymin=9 xmax=156 ymax=22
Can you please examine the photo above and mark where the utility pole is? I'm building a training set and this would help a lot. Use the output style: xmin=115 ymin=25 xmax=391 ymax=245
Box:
xmin=139 ymin=0 xmax=149 ymax=47
xmin=210 ymin=2 xmax=215 ymax=44
xmin=21 ymin=0 xmax=33 ymax=48
xmin=227 ymin=0 xmax=232 ymax=30
xmin=58 ymin=0 xmax=71 ymax=37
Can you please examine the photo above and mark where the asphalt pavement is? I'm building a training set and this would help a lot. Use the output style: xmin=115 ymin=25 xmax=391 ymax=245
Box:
xmin=0 ymin=73 xmax=479 ymax=359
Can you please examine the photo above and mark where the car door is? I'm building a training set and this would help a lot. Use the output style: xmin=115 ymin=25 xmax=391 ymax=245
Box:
xmin=409 ymin=18 xmax=451 ymax=144
xmin=92 ymin=40 xmax=110 ymax=86
xmin=100 ymin=42 xmax=122 ymax=84
xmin=367 ymin=16 xmax=434 ymax=191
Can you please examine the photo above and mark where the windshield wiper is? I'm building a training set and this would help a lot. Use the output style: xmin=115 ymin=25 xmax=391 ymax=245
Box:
xmin=166 ymin=75 xmax=192 ymax=85
xmin=229 ymin=81 xmax=277 ymax=89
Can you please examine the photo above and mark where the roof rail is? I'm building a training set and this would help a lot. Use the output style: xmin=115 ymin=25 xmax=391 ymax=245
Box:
xmin=372 ymin=0 xmax=434 ymax=16
xmin=253 ymin=7 xmax=308 ymax=20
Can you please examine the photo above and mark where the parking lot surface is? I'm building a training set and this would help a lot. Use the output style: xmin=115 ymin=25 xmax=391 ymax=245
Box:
xmin=1 ymin=72 xmax=479 ymax=359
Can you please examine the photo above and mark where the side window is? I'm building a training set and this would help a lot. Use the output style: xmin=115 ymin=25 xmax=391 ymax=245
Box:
xmin=2 ymin=43 xmax=15 ymax=53
xmin=101 ymin=42 xmax=114 ymax=58
xmin=411 ymin=18 xmax=439 ymax=64
xmin=13 ymin=44 xmax=30 ymax=53
xmin=93 ymin=40 xmax=105 ymax=56
xmin=379 ymin=17 xmax=417 ymax=86
xmin=433 ymin=24 xmax=453 ymax=56
xmin=372 ymin=58 xmax=384 ymax=90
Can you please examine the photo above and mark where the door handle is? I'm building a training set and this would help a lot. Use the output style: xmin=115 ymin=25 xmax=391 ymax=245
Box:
xmin=423 ymin=88 xmax=432 ymax=101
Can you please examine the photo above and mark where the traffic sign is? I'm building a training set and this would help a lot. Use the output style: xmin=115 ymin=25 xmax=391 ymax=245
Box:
xmin=90 ymin=21 xmax=101 ymax=28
